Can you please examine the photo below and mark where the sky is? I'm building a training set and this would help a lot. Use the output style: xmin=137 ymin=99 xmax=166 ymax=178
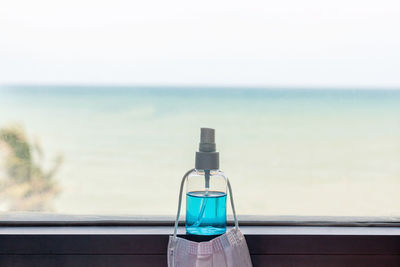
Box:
xmin=1 ymin=0 xmax=400 ymax=88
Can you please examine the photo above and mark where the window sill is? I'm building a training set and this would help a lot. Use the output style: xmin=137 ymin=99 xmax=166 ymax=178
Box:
xmin=1 ymin=213 xmax=399 ymax=227
xmin=0 ymin=223 xmax=399 ymax=266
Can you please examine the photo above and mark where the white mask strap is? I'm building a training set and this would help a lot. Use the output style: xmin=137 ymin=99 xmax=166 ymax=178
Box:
xmin=227 ymin=178 xmax=239 ymax=230
xmin=173 ymin=169 xmax=194 ymax=239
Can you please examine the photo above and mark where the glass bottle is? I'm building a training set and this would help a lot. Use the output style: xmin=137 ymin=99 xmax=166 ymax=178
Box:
xmin=185 ymin=128 xmax=227 ymax=235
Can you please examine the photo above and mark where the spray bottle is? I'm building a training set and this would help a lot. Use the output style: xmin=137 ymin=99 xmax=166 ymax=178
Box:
xmin=185 ymin=128 xmax=227 ymax=235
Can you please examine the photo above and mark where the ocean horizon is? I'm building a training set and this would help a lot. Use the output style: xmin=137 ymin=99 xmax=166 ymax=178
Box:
xmin=1 ymin=86 xmax=399 ymax=216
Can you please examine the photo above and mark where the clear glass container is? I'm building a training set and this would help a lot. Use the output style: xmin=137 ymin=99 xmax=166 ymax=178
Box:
xmin=185 ymin=169 xmax=227 ymax=235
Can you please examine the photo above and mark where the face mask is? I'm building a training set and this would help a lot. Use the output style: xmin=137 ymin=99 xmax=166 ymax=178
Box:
xmin=168 ymin=169 xmax=253 ymax=267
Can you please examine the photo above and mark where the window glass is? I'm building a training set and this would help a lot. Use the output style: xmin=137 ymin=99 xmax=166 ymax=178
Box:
xmin=1 ymin=0 xmax=400 ymax=217
xmin=1 ymin=87 xmax=399 ymax=216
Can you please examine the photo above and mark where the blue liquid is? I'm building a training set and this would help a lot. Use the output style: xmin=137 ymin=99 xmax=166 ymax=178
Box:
xmin=186 ymin=191 xmax=227 ymax=235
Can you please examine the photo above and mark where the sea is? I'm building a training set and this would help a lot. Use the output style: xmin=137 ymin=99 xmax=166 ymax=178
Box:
xmin=0 ymin=86 xmax=399 ymax=216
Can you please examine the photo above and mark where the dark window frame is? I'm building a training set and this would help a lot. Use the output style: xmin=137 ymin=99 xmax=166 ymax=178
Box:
xmin=0 ymin=215 xmax=399 ymax=266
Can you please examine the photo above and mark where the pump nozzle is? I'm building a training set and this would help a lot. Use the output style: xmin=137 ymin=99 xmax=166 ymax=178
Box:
xmin=195 ymin=128 xmax=219 ymax=170
xmin=199 ymin=128 xmax=216 ymax=152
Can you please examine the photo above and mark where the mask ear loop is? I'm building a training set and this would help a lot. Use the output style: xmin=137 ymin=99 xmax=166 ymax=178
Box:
xmin=173 ymin=170 xmax=239 ymax=240
xmin=227 ymin=178 xmax=239 ymax=231
xmin=173 ymin=169 xmax=194 ymax=239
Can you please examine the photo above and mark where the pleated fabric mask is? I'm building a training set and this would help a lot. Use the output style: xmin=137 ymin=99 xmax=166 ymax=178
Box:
xmin=168 ymin=170 xmax=253 ymax=267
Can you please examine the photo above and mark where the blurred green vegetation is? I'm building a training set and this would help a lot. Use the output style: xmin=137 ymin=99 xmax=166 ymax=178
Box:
xmin=0 ymin=125 xmax=62 ymax=211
